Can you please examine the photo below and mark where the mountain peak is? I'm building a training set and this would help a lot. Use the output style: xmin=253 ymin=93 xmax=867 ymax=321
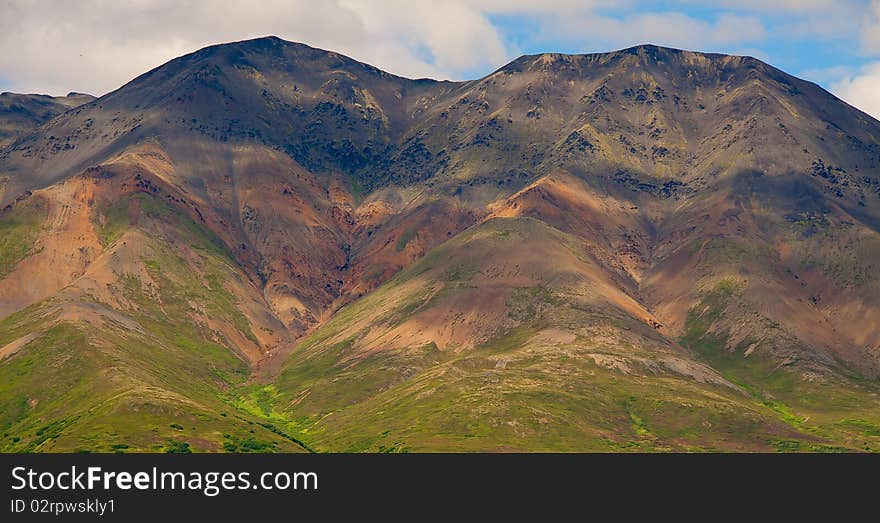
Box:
xmin=503 ymin=43 xmax=762 ymax=71
xmin=487 ymin=43 xmax=793 ymax=98
xmin=197 ymin=34 xmax=305 ymax=54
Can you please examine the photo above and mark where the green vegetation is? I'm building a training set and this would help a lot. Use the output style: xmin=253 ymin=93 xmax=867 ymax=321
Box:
xmin=95 ymin=192 xmax=234 ymax=259
xmin=251 ymin=323 xmax=811 ymax=451
xmin=395 ymin=228 xmax=416 ymax=252
xmin=224 ymin=220 xmax=842 ymax=451
xmin=163 ymin=440 xmax=192 ymax=453
xmin=347 ymin=174 xmax=365 ymax=204
xmin=3 ymin=207 xmax=880 ymax=452
xmin=792 ymin=225 xmax=879 ymax=288
xmin=94 ymin=193 xmax=261 ymax=349
xmin=680 ymin=279 xmax=880 ymax=452
xmin=1 ymin=193 xmax=877 ymax=453
xmin=0 ymin=198 xmax=46 ymax=277
xmin=221 ymin=433 xmax=276 ymax=452
xmin=0 ymin=193 xmax=307 ymax=453
xmin=0 ymin=307 xmax=305 ymax=452
xmin=94 ymin=198 xmax=131 ymax=247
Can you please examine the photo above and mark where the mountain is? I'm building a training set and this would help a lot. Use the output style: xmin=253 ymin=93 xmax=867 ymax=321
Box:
xmin=0 ymin=91 xmax=95 ymax=149
xmin=1 ymin=37 xmax=879 ymax=452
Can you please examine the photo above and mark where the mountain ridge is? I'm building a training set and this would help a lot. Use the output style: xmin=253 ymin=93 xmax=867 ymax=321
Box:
xmin=4 ymin=37 xmax=880 ymax=205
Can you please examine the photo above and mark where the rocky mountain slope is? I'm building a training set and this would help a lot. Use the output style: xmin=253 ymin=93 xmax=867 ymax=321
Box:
xmin=1 ymin=37 xmax=879 ymax=452
xmin=0 ymin=91 xmax=94 ymax=149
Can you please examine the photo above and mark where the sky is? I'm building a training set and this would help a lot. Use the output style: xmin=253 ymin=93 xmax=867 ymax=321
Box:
xmin=1 ymin=0 xmax=879 ymax=119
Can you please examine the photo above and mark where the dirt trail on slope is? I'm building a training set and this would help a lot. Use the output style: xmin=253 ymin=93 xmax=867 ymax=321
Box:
xmin=0 ymin=332 xmax=40 ymax=360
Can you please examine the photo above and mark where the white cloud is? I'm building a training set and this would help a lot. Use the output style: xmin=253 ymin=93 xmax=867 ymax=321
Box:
xmin=832 ymin=61 xmax=880 ymax=120
xmin=341 ymin=0 xmax=508 ymax=75
xmin=864 ymin=0 xmax=880 ymax=53
xmin=800 ymin=65 xmax=855 ymax=85
xmin=0 ymin=0 xmax=871 ymax=99
xmin=680 ymin=0 xmax=848 ymax=12
xmin=536 ymin=10 xmax=767 ymax=52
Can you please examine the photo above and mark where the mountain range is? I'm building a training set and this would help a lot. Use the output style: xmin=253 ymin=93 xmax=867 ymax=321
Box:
xmin=1 ymin=36 xmax=879 ymax=452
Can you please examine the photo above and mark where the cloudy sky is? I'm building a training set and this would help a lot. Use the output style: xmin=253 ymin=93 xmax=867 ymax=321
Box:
xmin=2 ymin=0 xmax=880 ymax=118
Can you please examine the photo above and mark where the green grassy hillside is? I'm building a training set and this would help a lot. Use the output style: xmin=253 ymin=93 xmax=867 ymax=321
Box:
xmin=233 ymin=218 xmax=880 ymax=451
xmin=0 ymin=193 xmax=307 ymax=452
